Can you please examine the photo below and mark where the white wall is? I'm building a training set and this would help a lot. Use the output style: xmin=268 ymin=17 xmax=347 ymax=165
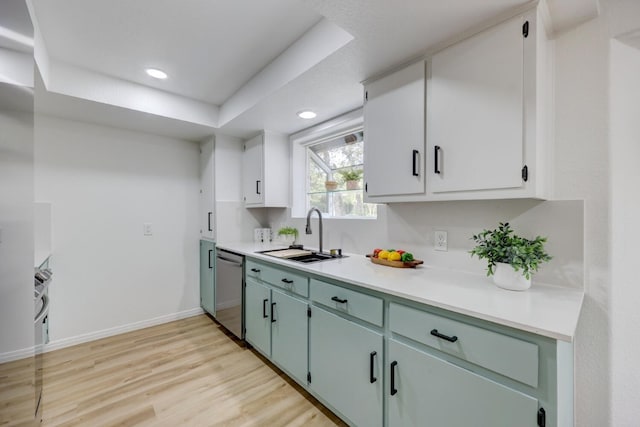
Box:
xmin=609 ymin=39 xmax=640 ymax=425
xmin=554 ymin=14 xmax=611 ymax=427
xmin=0 ymin=104 xmax=34 ymax=359
xmin=34 ymin=115 xmax=201 ymax=345
xmin=269 ymin=200 xmax=584 ymax=287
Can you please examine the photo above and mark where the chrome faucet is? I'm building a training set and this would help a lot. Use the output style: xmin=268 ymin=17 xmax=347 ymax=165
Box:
xmin=305 ymin=207 xmax=323 ymax=254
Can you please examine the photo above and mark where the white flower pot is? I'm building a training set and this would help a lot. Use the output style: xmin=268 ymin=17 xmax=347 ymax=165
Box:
xmin=279 ymin=234 xmax=295 ymax=246
xmin=346 ymin=180 xmax=360 ymax=190
xmin=492 ymin=262 xmax=531 ymax=291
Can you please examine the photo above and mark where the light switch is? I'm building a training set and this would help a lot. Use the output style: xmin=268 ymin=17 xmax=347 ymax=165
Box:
xmin=143 ymin=223 xmax=153 ymax=236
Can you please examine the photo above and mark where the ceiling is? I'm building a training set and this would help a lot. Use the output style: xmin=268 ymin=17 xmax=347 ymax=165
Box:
xmin=28 ymin=0 xmax=601 ymax=140
xmin=0 ymin=0 xmax=33 ymax=52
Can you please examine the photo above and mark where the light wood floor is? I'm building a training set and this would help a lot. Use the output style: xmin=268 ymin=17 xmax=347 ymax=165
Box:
xmin=19 ymin=315 xmax=344 ymax=426
xmin=0 ymin=352 xmax=36 ymax=426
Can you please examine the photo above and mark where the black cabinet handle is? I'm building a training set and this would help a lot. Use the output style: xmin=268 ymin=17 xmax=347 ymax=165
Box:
xmin=281 ymin=278 xmax=294 ymax=284
xmin=434 ymin=145 xmax=441 ymax=174
xmin=331 ymin=296 xmax=348 ymax=304
xmin=390 ymin=361 xmax=398 ymax=395
xmin=370 ymin=351 xmax=377 ymax=383
xmin=208 ymin=250 xmax=213 ymax=269
xmin=430 ymin=329 xmax=458 ymax=343
xmin=271 ymin=302 xmax=276 ymax=323
xmin=412 ymin=150 xmax=419 ymax=176
xmin=256 ymin=180 xmax=261 ymax=195
xmin=251 ymin=268 xmax=261 ymax=273
xmin=262 ymin=299 xmax=268 ymax=318
xmin=207 ymin=212 xmax=212 ymax=231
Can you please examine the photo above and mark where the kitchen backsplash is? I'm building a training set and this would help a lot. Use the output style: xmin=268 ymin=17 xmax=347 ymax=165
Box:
xmin=265 ymin=200 xmax=584 ymax=290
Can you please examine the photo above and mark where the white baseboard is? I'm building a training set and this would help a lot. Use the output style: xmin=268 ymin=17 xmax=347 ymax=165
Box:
xmin=0 ymin=346 xmax=35 ymax=364
xmin=43 ymin=307 xmax=204 ymax=353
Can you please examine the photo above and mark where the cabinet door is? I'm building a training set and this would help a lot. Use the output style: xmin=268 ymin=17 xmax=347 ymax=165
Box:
xmin=388 ymin=339 xmax=538 ymax=427
xmin=199 ymin=240 xmax=215 ymax=315
xmin=427 ymin=16 xmax=524 ymax=194
xmin=310 ymin=307 xmax=383 ymax=427
xmin=199 ymin=137 xmax=215 ymax=239
xmin=245 ymin=279 xmax=271 ymax=356
xmin=364 ymin=61 xmax=425 ymax=197
xmin=243 ymin=134 xmax=264 ymax=205
xmin=271 ymin=289 xmax=308 ymax=384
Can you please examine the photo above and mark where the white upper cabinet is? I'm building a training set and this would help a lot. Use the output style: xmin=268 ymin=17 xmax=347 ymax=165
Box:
xmin=362 ymin=7 xmax=550 ymax=203
xmin=427 ymin=10 xmax=550 ymax=200
xmin=242 ymin=131 xmax=289 ymax=208
xmin=199 ymin=136 xmax=215 ymax=240
xmin=428 ymin=16 xmax=524 ymax=194
xmin=363 ymin=61 xmax=425 ymax=200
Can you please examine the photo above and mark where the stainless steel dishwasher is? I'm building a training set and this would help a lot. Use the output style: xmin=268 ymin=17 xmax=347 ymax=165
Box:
xmin=215 ymin=249 xmax=244 ymax=338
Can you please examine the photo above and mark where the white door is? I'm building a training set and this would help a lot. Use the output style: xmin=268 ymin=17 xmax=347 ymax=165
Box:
xmin=428 ymin=16 xmax=525 ymax=194
xmin=199 ymin=137 xmax=215 ymax=239
xmin=364 ymin=61 xmax=425 ymax=197
xmin=243 ymin=134 xmax=264 ymax=205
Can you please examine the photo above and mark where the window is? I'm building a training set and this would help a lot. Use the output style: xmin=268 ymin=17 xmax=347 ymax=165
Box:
xmin=305 ymin=130 xmax=376 ymax=218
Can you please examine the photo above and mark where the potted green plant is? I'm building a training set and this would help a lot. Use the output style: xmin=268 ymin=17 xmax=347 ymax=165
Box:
xmin=324 ymin=180 xmax=338 ymax=191
xmin=277 ymin=226 xmax=299 ymax=245
xmin=470 ymin=222 xmax=552 ymax=291
xmin=338 ymin=169 xmax=363 ymax=190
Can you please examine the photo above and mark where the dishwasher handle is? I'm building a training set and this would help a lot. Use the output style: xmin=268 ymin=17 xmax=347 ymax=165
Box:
xmin=216 ymin=255 xmax=243 ymax=267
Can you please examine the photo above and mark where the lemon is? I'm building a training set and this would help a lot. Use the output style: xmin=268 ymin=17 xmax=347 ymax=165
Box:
xmin=388 ymin=251 xmax=401 ymax=261
xmin=378 ymin=250 xmax=390 ymax=260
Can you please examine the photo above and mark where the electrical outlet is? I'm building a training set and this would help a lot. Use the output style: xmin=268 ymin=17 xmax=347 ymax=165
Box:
xmin=143 ymin=223 xmax=153 ymax=236
xmin=434 ymin=230 xmax=448 ymax=251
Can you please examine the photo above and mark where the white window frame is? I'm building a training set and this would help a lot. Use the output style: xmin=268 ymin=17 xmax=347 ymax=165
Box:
xmin=291 ymin=108 xmax=375 ymax=219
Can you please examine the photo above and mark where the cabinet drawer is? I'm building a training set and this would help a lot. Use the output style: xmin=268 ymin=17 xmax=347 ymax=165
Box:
xmin=310 ymin=279 xmax=383 ymax=327
xmin=389 ymin=303 xmax=538 ymax=387
xmin=246 ymin=260 xmax=309 ymax=297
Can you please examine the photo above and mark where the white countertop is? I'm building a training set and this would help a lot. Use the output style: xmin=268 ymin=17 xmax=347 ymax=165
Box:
xmin=217 ymin=241 xmax=584 ymax=342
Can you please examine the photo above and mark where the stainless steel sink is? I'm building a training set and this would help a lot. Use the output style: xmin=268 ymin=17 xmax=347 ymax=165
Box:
xmin=256 ymin=248 xmax=347 ymax=264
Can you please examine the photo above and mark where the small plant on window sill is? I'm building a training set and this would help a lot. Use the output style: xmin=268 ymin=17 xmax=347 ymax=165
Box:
xmin=338 ymin=169 xmax=363 ymax=190
xmin=325 ymin=180 xmax=338 ymax=191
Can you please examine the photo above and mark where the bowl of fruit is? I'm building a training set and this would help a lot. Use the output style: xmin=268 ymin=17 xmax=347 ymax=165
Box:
xmin=367 ymin=248 xmax=423 ymax=268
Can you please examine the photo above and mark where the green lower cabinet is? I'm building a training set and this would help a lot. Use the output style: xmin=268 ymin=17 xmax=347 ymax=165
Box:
xmin=245 ymin=279 xmax=271 ymax=356
xmin=199 ymin=240 xmax=215 ymax=316
xmin=387 ymin=338 xmax=538 ymax=427
xmin=271 ymin=288 xmax=308 ymax=384
xmin=310 ymin=306 xmax=383 ymax=427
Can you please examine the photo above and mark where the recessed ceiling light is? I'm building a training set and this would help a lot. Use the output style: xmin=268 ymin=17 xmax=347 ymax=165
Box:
xmin=297 ymin=110 xmax=317 ymax=119
xmin=146 ymin=68 xmax=168 ymax=79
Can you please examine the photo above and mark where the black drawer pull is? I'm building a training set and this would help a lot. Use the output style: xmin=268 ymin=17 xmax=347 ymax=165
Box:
xmin=251 ymin=268 xmax=261 ymax=273
xmin=430 ymin=329 xmax=458 ymax=343
xmin=281 ymin=278 xmax=294 ymax=284
xmin=370 ymin=351 xmax=377 ymax=384
xmin=412 ymin=150 xmax=419 ymax=176
xmin=207 ymin=212 xmax=212 ymax=231
xmin=262 ymin=299 xmax=268 ymax=319
xmin=390 ymin=361 xmax=398 ymax=396
xmin=434 ymin=145 xmax=441 ymax=174
xmin=208 ymin=250 xmax=213 ymax=269
xmin=331 ymin=296 xmax=348 ymax=304
xmin=271 ymin=302 xmax=276 ymax=323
